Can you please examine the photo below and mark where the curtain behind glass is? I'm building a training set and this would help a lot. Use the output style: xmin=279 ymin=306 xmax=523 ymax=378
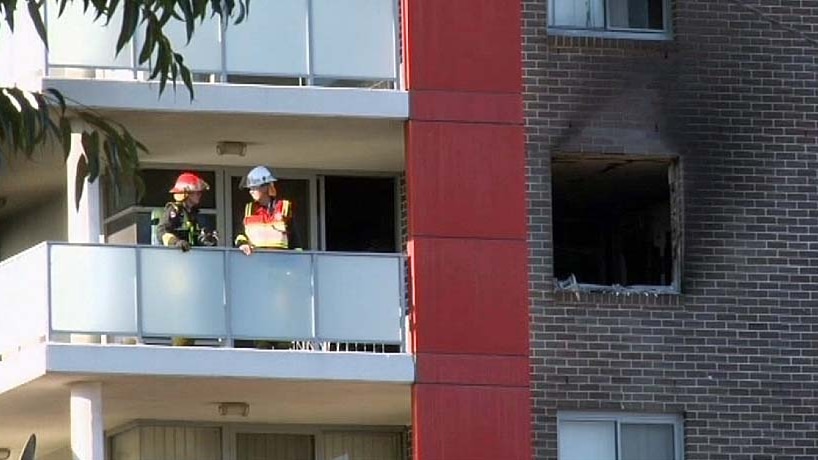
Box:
xmin=621 ymin=423 xmax=674 ymax=460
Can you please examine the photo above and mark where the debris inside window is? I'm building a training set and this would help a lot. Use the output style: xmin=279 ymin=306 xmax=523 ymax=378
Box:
xmin=552 ymin=156 xmax=680 ymax=293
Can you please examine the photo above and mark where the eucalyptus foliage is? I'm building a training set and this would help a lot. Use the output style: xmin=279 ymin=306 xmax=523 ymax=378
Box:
xmin=0 ymin=0 xmax=250 ymax=203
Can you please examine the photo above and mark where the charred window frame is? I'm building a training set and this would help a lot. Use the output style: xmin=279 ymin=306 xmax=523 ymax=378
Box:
xmin=552 ymin=156 xmax=681 ymax=294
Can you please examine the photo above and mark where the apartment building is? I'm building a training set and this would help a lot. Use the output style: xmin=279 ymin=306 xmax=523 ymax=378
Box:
xmin=528 ymin=0 xmax=818 ymax=459
xmin=0 ymin=2 xmax=528 ymax=460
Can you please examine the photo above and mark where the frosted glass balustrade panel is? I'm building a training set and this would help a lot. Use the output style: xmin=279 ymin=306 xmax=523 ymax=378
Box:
xmin=47 ymin=0 xmax=131 ymax=68
xmin=0 ymin=245 xmax=48 ymax=351
xmin=0 ymin=8 xmax=45 ymax=87
xmin=228 ymin=252 xmax=313 ymax=340
xmin=316 ymin=255 xmax=401 ymax=342
xmin=139 ymin=248 xmax=226 ymax=336
xmin=225 ymin=0 xmax=309 ymax=76
xmin=311 ymin=0 xmax=397 ymax=79
xmin=50 ymin=245 xmax=137 ymax=334
xmin=135 ymin=16 xmax=222 ymax=73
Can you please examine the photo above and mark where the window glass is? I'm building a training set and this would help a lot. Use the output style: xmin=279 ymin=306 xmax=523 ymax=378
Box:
xmin=608 ymin=0 xmax=664 ymax=30
xmin=621 ymin=423 xmax=675 ymax=460
xmin=558 ymin=421 xmax=616 ymax=460
xmin=558 ymin=414 xmax=681 ymax=460
xmin=549 ymin=0 xmax=666 ymax=33
xmin=236 ymin=433 xmax=314 ymax=460
xmin=324 ymin=176 xmax=396 ymax=252
xmin=321 ymin=432 xmax=403 ymax=460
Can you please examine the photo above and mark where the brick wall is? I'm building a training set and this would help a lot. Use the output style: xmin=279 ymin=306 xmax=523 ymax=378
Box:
xmin=525 ymin=1 xmax=818 ymax=459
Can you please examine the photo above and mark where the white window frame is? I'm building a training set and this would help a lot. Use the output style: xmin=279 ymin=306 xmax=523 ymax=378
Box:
xmin=547 ymin=0 xmax=673 ymax=41
xmin=557 ymin=411 xmax=683 ymax=460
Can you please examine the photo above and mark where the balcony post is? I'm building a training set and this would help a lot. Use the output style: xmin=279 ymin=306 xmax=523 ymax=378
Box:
xmin=70 ymin=382 xmax=104 ymax=460
xmin=66 ymin=126 xmax=103 ymax=244
xmin=67 ymin=125 xmax=104 ymax=344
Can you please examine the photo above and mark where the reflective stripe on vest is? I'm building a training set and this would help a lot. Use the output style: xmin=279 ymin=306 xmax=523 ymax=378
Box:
xmin=243 ymin=200 xmax=290 ymax=249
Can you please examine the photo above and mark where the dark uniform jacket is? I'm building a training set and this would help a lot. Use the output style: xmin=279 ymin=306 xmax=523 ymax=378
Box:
xmin=156 ymin=202 xmax=217 ymax=247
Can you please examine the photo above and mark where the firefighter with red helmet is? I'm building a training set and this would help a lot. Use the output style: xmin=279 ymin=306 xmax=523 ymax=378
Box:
xmin=156 ymin=172 xmax=219 ymax=252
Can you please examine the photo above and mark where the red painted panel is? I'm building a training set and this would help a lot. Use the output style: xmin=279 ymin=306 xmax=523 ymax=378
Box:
xmin=410 ymin=237 xmax=528 ymax=356
xmin=416 ymin=353 xmax=528 ymax=387
xmin=413 ymin=384 xmax=530 ymax=460
xmin=403 ymin=0 xmax=521 ymax=93
xmin=410 ymin=90 xmax=523 ymax=125
xmin=406 ymin=121 xmax=526 ymax=240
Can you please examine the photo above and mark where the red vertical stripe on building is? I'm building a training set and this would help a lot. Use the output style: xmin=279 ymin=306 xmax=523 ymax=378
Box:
xmin=404 ymin=0 xmax=528 ymax=459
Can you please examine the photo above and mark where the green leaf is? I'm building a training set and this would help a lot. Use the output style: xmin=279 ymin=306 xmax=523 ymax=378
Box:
xmin=115 ymin=0 xmax=138 ymax=56
xmin=74 ymin=153 xmax=89 ymax=210
xmin=178 ymin=56 xmax=193 ymax=99
xmin=44 ymin=88 xmax=67 ymax=114
xmin=26 ymin=0 xmax=47 ymax=48
xmin=179 ymin=0 xmax=194 ymax=42
xmin=2 ymin=0 xmax=16 ymax=32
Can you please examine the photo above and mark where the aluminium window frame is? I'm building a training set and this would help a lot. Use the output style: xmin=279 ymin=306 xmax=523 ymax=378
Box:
xmin=547 ymin=0 xmax=673 ymax=41
xmin=557 ymin=411 xmax=684 ymax=460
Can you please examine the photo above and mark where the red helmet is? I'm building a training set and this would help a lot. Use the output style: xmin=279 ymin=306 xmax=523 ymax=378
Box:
xmin=169 ymin=172 xmax=209 ymax=193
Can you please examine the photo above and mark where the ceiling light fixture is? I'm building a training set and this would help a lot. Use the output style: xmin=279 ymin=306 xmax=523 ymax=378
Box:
xmin=216 ymin=141 xmax=247 ymax=157
xmin=218 ymin=401 xmax=250 ymax=417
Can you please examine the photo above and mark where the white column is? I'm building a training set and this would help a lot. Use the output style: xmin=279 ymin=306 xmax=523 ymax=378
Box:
xmin=66 ymin=130 xmax=103 ymax=243
xmin=70 ymin=382 xmax=104 ymax=460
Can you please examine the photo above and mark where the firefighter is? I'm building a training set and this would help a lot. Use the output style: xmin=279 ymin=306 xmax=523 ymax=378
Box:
xmin=235 ymin=166 xmax=299 ymax=255
xmin=234 ymin=166 xmax=298 ymax=350
xmin=155 ymin=172 xmax=218 ymax=347
xmin=156 ymin=172 xmax=218 ymax=252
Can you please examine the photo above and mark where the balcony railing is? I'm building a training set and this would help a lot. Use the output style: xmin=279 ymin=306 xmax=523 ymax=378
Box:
xmin=1 ymin=0 xmax=399 ymax=89
xmin=0 ymin=242 xmax=407 ymax=354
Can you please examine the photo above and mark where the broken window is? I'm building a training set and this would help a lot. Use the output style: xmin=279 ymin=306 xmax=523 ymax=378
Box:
xmin=552 ymin=156 xmax=680 ymax=292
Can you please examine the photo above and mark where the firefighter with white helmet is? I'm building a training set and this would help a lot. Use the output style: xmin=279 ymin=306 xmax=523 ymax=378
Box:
xmin=235 ymin=166 xmax=297 ymax=255
xmin=155 ymin=172 xmax=218 ymax=252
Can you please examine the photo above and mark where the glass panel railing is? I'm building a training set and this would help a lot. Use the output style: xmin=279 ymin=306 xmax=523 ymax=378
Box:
xmin=138 ymin=247 xmax=227 ymax=337
xmin=315 ymin=254 xmax=402 ymax=343
xmin=35 ymin=0 xmax=399 ymax=88
xmin=225 ymin=0 xmax=310 ymax=76
xmin=0 ymin=243 xmax=405 ymax=352
xmin=135 ymin=16 xmax=223 ymax=73
xmin=228 ymin=251 xmax=314 ymax=340
xmin=46 ymin=0 xmax=131 ymax=68
xmin=0 ymin=244 xmax=48 ymax=354
xmin=311 ymin=0 xmax=397 ymax=79
xmin=50 ymin=245 xmax=138 ymax=334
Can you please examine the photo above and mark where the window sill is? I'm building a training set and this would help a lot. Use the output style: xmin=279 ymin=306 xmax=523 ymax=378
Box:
xmin=547 ymin=26 xmax=672 ymax=42
xmin=554 ymin=276 xmax=681 ymax=305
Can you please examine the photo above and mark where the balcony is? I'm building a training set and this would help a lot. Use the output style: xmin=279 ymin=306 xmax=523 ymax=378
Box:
xmin=0 ymin=242 xmax=406 ymax=353
xmin=0 ymin=0 xmax=400 ymax=90
xmin=0 ymin=244 xmax=412 ymax=458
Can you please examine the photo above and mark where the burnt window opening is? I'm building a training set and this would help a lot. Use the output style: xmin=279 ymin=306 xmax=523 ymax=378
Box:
xmin=552 ymin=157 xmax=679 ymax=291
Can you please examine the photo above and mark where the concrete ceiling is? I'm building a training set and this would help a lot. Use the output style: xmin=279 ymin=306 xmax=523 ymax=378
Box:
xmin=0 ymin=111 xmax=405 ymax=220
xmin=0 ymin=374 xmax=411 ymax=460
